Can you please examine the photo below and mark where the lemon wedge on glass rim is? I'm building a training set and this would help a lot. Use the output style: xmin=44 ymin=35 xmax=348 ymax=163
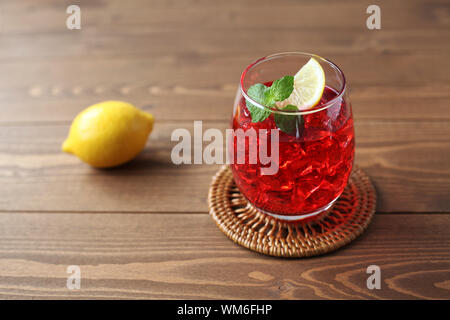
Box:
xmin=276 ymin=57 xmax=325 ymax=110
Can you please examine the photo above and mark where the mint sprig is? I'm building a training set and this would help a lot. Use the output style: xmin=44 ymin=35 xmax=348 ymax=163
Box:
xmin=263 ymin=76 xmax=294 ymax=105
xmin=245 ymin=75 xmax=303 ymax=135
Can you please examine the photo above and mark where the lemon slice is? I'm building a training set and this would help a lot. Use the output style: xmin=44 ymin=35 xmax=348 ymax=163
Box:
xmin=276 ymin=57 xmax=325 ymax=110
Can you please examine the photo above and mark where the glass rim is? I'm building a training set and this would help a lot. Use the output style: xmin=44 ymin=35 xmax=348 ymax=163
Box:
xmin=239 ymin=52 xmax=347 ymax=115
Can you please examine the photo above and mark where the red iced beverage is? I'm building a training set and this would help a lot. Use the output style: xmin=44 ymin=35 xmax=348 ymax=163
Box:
xmin=229 ymin=53 xmax=354 ymax=221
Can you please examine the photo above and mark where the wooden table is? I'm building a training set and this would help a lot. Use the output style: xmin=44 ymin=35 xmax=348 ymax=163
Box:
xmin=0 ymin=0 xmax=449 ymax=299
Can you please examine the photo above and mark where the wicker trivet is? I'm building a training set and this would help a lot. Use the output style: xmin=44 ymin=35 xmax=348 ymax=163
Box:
xmin=208 ymin=165 xmax=376 ymax=258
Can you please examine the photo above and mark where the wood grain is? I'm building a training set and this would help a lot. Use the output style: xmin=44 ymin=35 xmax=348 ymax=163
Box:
xmin=1 ymin=0 xmax=448 ymax=34
xmin=1 ymin=39 xmax=449 ymax=123
xmin=0 ymin=212 xmax=448 ymax=299
xmin=1 ymin=70 xmax=450 ymax=123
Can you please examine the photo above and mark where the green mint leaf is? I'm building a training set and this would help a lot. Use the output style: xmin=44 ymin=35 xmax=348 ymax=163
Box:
xmin=245 ymin=76 xmax=295 ymax=123
xmin=274 ymin=104 xmax=304 ymax=135
xmin=260 ymin=75 xmax=294 ymax=108
xmin=270 ymin=76 xmax=294 ymax=102
xmin=246 ymin=83 xmax=271 ymax=123
xmin=247 ymin=104 xmax=272 ymax=122
xmin=262 ymin=89 xmax=276 ymax=108
xmin=247 ymin=83 xmax=266 ymax=103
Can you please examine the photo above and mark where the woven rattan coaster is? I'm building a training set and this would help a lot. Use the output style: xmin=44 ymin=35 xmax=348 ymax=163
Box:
xmin=208 ymin=165 xmax=376 ymax=258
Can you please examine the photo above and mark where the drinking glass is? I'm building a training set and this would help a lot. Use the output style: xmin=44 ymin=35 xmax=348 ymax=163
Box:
xmin=229 ymin=52 xmax=354 ymax=221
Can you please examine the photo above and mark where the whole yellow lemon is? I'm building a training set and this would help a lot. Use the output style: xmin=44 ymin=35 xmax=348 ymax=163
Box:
xmin=62 ymin=101 xmax=154 ymax=168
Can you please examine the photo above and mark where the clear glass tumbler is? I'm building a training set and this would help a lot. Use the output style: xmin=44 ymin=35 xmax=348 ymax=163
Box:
xmin=229 ymin=52 xmax=354 ymax=221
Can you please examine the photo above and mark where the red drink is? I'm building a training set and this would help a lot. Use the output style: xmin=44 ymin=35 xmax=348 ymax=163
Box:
xmin=230 ymin=85 xmax=354 ymax=218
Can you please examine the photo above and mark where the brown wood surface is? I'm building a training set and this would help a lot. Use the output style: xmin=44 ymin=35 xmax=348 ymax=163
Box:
xmin=0 ymin=0 xmax=449 ymax=299
xmin=0 ymin=213 xmax=448 ymax=300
